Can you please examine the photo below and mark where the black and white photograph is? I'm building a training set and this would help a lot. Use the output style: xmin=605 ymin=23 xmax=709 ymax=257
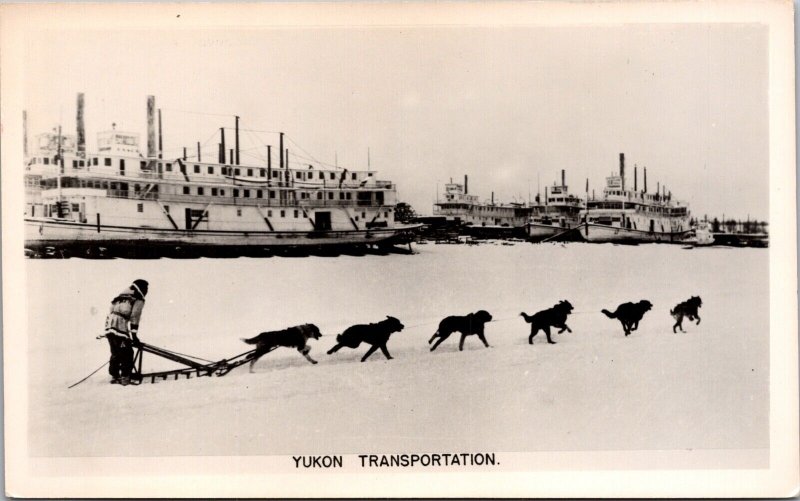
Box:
xmin=1 ymin=1 xmax=797 ymax=497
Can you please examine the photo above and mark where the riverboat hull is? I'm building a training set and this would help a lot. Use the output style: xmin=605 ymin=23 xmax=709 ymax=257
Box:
xmin=581 ymin=223 xmax=690 ymax=244
xmin=25 ymin=217 xmax=420 ymax=256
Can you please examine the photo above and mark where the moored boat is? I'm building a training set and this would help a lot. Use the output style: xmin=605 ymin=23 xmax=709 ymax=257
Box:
xmin=24 ymin=94 xmax=420 ymax=257
xmin=526 ymin=170 xmax=583 ymax=242
xmin=432 ymin=176 xmax=531 ymax=238
xmin=581 ymin=154 xmax=691 ymax=244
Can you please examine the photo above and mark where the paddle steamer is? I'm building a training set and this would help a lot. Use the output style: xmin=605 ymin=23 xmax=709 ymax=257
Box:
xmin=24 ymin=94 xmax=418 ymax=257
xmin=581 ymin=154 xmax=691 ymax=243
xmin=432 ymin=176 xmax=531 ymax=238
xmin=525 ymin=170 xmax=583 ymax=242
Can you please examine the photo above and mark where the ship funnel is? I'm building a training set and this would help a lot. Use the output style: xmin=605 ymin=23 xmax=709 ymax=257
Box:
xmin=76 ymin=93 xmax=86 ymax=158
xmin=464 ymin=175 xmax=468 ymax=195
xmin=147 ymin=95 xmax=156 ymax=158
xmin=219 ymin=127 xmax=226 ymax=163
xmin=561 ymin=169 xmax=565 ymax=188
xmin=634 ymin=164 xmax=638 ymax=192
xmin=619 ymin=153 xmax=625 ymax=191
xmin=643 ymin=167 xmax=647 ymax=193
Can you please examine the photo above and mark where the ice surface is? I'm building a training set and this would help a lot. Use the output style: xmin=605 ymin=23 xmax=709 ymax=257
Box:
xmin=25 ymin=242 xmax=768 ymax=457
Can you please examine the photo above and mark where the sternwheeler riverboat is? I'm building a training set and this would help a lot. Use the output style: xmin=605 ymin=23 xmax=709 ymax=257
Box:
xmin=581 ymin=154 xmax=691 ymax=244
xmin=432 ymin=176 xmax=531 ymax=238
xmin=24 ymin=94 xmax=419 ymax=257
xmin=526 ymin=170 xmax=584 ymax=242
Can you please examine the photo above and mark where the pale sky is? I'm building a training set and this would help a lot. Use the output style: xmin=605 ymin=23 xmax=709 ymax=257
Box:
xmin=23 ymin=23 xmax=768 ymax=220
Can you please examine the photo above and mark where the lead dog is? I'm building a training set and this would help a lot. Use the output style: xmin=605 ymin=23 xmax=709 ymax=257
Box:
xmin=241 ymin=324 xmax=322 ymax=372
xmin=429 ymin=310 xmax=493 ymax=351
xmin=520 ymin=300 xmax=574 ymax=345
xmin=671 ymin=296 xmax=702 ymax=333
xmin=601 ymin=300 xmax=653 ymax=336
xmin=327 ymin=316 xmax=405 ymax=362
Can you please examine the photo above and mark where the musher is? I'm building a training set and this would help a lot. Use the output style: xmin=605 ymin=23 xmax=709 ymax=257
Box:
xmin=98 ymin=279 xmax=148 ymax=385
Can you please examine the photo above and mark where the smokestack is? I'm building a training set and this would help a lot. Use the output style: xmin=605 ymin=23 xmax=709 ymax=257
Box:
xmin=491 ymin=191 xmax=494 ymax=204
xmin=657 ymin=181 xmax=660 ymax=198
xmin=464 ymin=175 xmax=468 ymax=195
xmin=197 ymin=141 xmax=201 ymax=162
xmin=619 ymin=153 xmax=625 ymax=191
xmin=183 ymin=147 xmax=187 ymax=161
xmin=279 ymin=132 xmax=284 ymax=169
xmin=218 ymin=143 xmax=224 ymax=165
xmin=158 ymin=109 xmax=163 ymax=159
xmin=561 ymin=169 xmax=565 ymax=188
xmin=634 ymin=165 xmax=638 ymax=192
xmin=219 ymin=128 xmax=226 ymax=164
xmin=235 ymin=115 xmax=240 ymax=165
xmin=267 ymin=145 xmax=272 ymax=179
xmin=23 ymin=110 xmax=28 ymax=157
xmin=643 ymin=167 xmax=647 ymax=193
xmin=229 ymin=149 xmax=233 ymax=165
xmin=545 ymin=186 xmax=548 ymax=206
xmin=76 ymin=93 xmax=85 ymax=158
xmin=147 ymin=95 xmax=156 ymax=158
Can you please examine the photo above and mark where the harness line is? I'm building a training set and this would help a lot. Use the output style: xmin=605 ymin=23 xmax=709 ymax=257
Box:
xmin=67 ymin=360 xmax=110 ymax=389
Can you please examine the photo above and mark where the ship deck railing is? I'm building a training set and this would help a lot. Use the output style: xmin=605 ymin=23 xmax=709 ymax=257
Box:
xmin=39 ymin=187 xmax=385 ymax=209
xmin=27 ymin=164 xmax=394 ymax=190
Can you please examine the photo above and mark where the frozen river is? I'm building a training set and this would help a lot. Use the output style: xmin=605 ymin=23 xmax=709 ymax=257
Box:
xmin=25 ymin=241 xmax=769 ymax=464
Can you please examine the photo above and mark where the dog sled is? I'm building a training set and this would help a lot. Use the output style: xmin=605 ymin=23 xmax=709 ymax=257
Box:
xmin=127 ymin=341 xmax=276 ymax=385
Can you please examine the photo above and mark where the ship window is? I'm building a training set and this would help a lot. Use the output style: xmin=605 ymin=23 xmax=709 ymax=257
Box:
xmin=352 ymin=173 xmax=357 ymax=180
xmin=197 ymin=187 xmax=204 ymax=196
xmin=294 ymin=210 xmax=299 ymax=218
xmin=72 ymin=203 xmax=80 ymax=212
xmin=317 ymin=192 xmax=322 ymax=200
xmin=346 ymin=192 xmax=352 ymax=200
xmin=137 ymin=203 xmax=143 ymax=213
xmin=194 ymin=165 xmax=200 ymax=173
xmin=296 ymin=172 xmax=302 ymax=179
xmin=208 ymin=166 xmax=214 ymax=174
xmin=72 ymin=160 xmax=77 ymax=168
xmin=330 ymin=173 xmax=335 ymax=180
xmin=164 ymin=205 xmax=169 ymax=213
xmin=260 ymin=169 xmax=266 ymax=177
xmin=247 ymin=169 xmax=253 ymax=177
xmin=237 ymin=208 xmax=242 ymax=217
xmin=104 ymin=158 xmax=111 ymax=166
xmin=220 ymin=189 xmax=225 ymax=196
xmin=339 ymin=192 xmax=345 ymax=200
xmin=43 ymin=157 xmax=50 ymax=165
xmin=235 ymin=168 xmax=241 ymax=176
xmin=165 ymin=163 xmax=172 ymax=172
xmin=269 ymin=190 xmax=276 ymax=198
xmin=257 ymin=190 xmax=263 ymax=198
xmin=183 ymin=186 xmax=190 ymax=195
xmin=243 ymin=189 xmax=250 ymax=198
xmin=211 ymin=188 xmax=218 ymax=196
xmin=234 ymin=189 xmax=240 ymax=197
xmin=267 ymin=210 xmax=273 ymax=217
xmin=272 ymin=171 xmax=279 ymax=178
xmin=93 ymin=157 xmax=98 ymax=166
xmin=328 ymin=192 xmax=333 ymax=200
xmin=280 ymin=210 xmax=285 ymax=218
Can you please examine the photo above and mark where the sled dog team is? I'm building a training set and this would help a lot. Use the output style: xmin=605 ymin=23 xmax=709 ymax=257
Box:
xmin=241 ymin=296 xmax=703 ymax=370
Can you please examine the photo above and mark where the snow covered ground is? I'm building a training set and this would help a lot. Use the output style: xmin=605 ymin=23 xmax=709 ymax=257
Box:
xmin=26 ymin=242 xmax=768 ymax=459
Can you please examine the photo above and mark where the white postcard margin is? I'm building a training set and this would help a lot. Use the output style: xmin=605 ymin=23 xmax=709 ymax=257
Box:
xmin=1 ymin=1 xmax=797 ymax=498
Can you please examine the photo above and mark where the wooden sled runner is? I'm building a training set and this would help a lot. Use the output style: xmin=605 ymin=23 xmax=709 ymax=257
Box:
xmin=129 ymin=341 xmax=275 ymax=384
